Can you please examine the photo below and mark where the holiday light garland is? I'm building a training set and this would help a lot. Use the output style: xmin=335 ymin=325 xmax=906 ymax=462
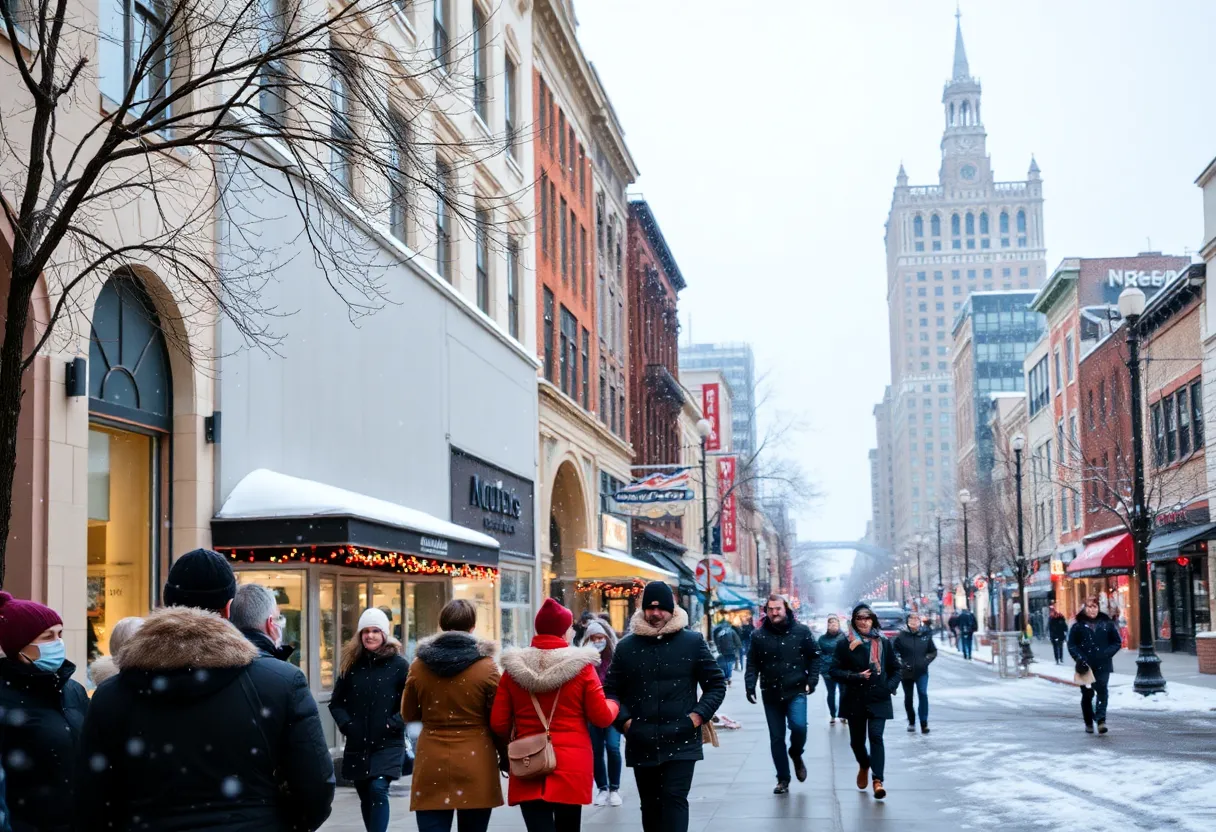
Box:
xmin=577 ymin=579 xmax=645 ymax=598
xmin=226 ymin=545 xmax=498 ymax=583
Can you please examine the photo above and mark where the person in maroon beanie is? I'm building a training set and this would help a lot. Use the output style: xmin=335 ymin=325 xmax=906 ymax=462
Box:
xmin=0 ymin=591 xmax=88 ymax=832
xmin=492 ymin=598 xmax=619 ymax=831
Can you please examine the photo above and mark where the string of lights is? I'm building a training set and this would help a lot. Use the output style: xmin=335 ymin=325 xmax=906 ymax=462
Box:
xmin=577 ymin=579 xmax=645 ymax=598
xmin=225 ymin=545 xmax=499 ymax=582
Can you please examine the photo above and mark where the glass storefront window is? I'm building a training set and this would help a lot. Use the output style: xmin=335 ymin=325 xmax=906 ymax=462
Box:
xmin=320 ymin=576 xmax=336 ymax=690
xmin=86 ymin=426 xmax=155 ymax=680
xmin=236 ymin=570 xmax=307 ymax=676
xmin=339 ymin=578 xmax=369 ymax=664
xmin=453 ymin=577 xmax=498 ymax=642
xmin=608 ymin=598 xmax=629 ymax=635
xmin=408 ymin=581 xmax=447 ymax=660
xmin=499 ymin=566 xmax=533 ymax=648
xmin=371 ymin=580 xmax=406 ymax=644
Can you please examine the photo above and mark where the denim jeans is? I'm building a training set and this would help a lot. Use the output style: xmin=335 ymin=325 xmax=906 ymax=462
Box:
xmin=588 ymin=722 xmax=622 ymax=791
xmin=960 ymin=634 xmax=974 ymax=659
xmin=1081 ymin=669 xmax=1112 ymax=724
xmin=824 ymin=678 xmax=839 ymax=719
xmin=354 ymin=777 xmax=391 ymax=832
xmin=415 ymin=808 xmax=493 ymax=832
xmin=634 ymin=760 xmax=696 ymax=832
xmin=717 ymin=655 xmax=735 ymax=682
xmin=1052 ymin=640 xmax=1065 ymax=663
xmin=762 ymin=694 xmax=807 ymax=782
xmin=901 ymin=672 xmax=929 ymax=725
xmin=847 ymin=716 xmax=887 ymax=781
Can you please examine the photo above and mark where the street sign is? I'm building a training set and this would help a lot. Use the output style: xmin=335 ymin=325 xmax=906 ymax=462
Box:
xmin=695 ymin=558 xmax=726 ymax=590
xmin=974 ymin=576 xmax=987 ymax=590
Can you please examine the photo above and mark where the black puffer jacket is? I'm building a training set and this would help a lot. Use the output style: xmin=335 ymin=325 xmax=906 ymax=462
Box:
xmin=75 ymin=606 xmax=335 ymax=831
xmin=744 ymin=609 xmax=819 ymax=703
xmin=603 ymin=608 xmax=726 ymax=767
xmin=830 ymin=606 xmax=902 ymax=720
xmin=1067 ymin=610 xmax=1122 ymax=674
xmin=956 ymin=609 xmax=978 ymax=636
xmin=330 ymin=643 xmax=408 ymax=782
xmin=816 ymin=631 xmax=846 ymax=677
xmin=893 ymin=626 xmax=937 ymax=680
xmin=1048 ymin=614 xmax=1068 ymax=643
xmin=0 ymin=658 xmax=88 ymax=832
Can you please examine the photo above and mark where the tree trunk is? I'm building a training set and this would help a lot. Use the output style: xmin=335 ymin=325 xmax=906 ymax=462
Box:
xmin=0 ymin=266 xmax=37 ymax=590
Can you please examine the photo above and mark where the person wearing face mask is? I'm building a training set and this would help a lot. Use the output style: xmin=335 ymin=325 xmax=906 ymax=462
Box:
xmin=232 ymin=583 xmax=296 ymax=663
xmin=830 ymin=603 xmax=902 ymax=801
xmin=816 ymin=615 xmax=847 ymax=725
xmin=1067 ymin=597 xmax=1122 ymax=735
xmin=0 ymin=592 xmax=88 ymax=832
xmin=582 ymin=619 xmax=622 ymax=807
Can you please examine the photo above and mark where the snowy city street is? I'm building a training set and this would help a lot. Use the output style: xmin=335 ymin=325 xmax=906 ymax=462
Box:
xmin=321 ymin=645 xmax=1216 ymax=831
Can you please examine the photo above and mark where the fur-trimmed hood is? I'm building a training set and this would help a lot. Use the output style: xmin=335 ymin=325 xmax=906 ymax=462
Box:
xmin=628 ymin=605 xmax=689 ymax=639
xmin=416 ymin=631 xmax=498 ymax=678
xmin=500 ymin=641 xmax=600 ymax=693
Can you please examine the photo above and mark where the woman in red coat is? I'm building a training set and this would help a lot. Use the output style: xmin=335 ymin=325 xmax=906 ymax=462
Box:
xmin=492 ymin=598 xmax=618 ymax=831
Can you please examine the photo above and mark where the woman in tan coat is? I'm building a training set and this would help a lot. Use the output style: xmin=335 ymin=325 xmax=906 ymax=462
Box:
xmin=401 ymin=599 xmax=503 ymax=832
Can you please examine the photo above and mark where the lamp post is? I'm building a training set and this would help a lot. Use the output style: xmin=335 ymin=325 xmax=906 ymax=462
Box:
xmin=1117 ymin=287 xmax=1166 ymax=696
xmin=1012 ymin=433 xmax=1034 ymax=666
xmin=915 ymin=534 xmax=926 ymax=606
xmin=936 ymin=516 xmax=945 ymax=633
xmin=900 ymin=550 xmax=909 ymax=607
xmin=959 ymin=489 xmax=972 ymax=611
xmin=695 ymin=418 xmax=714 ymax=644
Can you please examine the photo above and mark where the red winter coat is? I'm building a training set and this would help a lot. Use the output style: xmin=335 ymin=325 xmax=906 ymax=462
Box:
xmin=490 ymin=635 xmax=619 ymax=806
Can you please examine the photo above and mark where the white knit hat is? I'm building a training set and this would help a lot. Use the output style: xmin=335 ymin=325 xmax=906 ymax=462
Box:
xmin=357 ymin=607 xmax=391 ymax=637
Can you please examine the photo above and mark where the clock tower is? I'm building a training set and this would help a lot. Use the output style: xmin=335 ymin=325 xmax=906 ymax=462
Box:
xmin=939 ymin=11 xmax=990 ymax=189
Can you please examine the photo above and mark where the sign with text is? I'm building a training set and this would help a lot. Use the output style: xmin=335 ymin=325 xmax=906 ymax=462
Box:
xmin=718 ymin=456 xmax=737 ymax=553
xmin=601 ymin=513 xmax=630 ymax=552
xmin=613 ymin=469 xmax=695 ymax=504
xmin=450 ymin=448 xmax=535 ymax=560
xmin=1077 ymin=255 xmax=1192 ymax=308
xmin=702 ymin=383 xmax=722 ymax=451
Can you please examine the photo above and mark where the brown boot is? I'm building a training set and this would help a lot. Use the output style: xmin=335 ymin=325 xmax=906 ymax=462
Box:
xmin=873 ymin=779 xmax=886 ymax=800
xmin=856 ymin=766 xmax=868 ymax=790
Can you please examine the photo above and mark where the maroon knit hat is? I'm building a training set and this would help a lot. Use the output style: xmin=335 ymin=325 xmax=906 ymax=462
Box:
xmin=534 ymin=598 xmax=574 ymax=638
xmin=0 ymin=592 xmax=62 ymax=658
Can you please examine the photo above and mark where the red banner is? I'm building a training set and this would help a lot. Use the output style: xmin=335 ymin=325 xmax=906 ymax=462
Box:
xmin=702 ymin=383 xmax=721 ymax=451
xmin=718 ymin=456 xmax=737 ymax=553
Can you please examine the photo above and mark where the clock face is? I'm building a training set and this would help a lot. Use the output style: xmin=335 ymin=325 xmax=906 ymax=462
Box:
xmin=960 ymin=164 xmax=978 ymax=181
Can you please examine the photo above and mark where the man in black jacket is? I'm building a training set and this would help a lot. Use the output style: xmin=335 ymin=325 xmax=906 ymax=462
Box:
xmin=232 ymin=582 xmax=297 ymax=662
xmin=76 ymin=548 xmax=335 ymax=831
xmin=892 ymin=612 xmax=937 ymax=733
xmin=604 ymin=581 xmax=726 ymax=832
xmin=744 ymin=595 xmax=819 ymax=794
xmin=956 ymin=607 xmax=978 ymax=660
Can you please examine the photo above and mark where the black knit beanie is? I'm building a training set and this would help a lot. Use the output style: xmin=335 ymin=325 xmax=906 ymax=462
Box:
xmin=164 ymin=548 xmax=237 ymax=613
xmin=641 ymin=581 xmax=675 ymax=613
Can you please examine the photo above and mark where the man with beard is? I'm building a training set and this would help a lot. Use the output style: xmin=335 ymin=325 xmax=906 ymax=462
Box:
xmin=744 ymin=595 xmax=820 ymax=795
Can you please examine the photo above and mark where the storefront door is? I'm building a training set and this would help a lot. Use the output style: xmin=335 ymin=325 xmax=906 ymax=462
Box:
xmin=1170 ymin=563 xmax=1195 ymax=652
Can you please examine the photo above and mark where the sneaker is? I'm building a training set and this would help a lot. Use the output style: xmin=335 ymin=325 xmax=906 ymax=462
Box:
xmin=906 ymin=723 xmax=916 ymax=733
xmin=840 ymin=718 xmax=847 ymax=725
xmin=921 ymin=723 xmax=930 ymax=735
xmin=773 ymin=780 xmax=790 ymax=795
xmin=1098 ymin=721 xmax=1108 ymax=735
xmin=856 ymin=766 xmax=868 ymax=790
xmin=608 ymin=790 xmax=622 ymax=807
xmin=593 ymin=789 xmax=609 ymax=807
xmin=790 ymin=750 xmax=807 ymax=783
xmin=873 ymin=779 xmax=886 ymax=800
xmin=830 ymin=718 xmax=837 ymax=725
xmin=1085 ymin=723 xmax=1095 ymax=734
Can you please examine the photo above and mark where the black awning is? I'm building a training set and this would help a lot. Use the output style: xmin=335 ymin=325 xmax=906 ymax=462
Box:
xmin=633 ymin=548 xmax=696 ymax=588
xmin=1147 ymin=522 xmax=1216 ymax=562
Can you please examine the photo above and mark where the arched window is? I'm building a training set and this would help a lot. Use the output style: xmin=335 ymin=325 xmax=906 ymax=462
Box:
xmin=930 ymin=214 xmax=941 ymax=237
xmin=89 ymin=274 xmax=171 ymax=428
xmin=960 ymin=101 xmax=970 ymax=125
xmin=951 ymin=214 xmax=960 ymax=236
xmin=913 ymin=216 xmax=924 ymax=238
xmin=965 ymin=213 xmax=975 ymax=236
xmin=1000 ymin=211 xmax=1010 ymax=234
xmin=949 ymin=103 xmax=955 ymax=126
xmin=980 ymin=212 xmax=989 ymax=235
xmin=1017 ymin=210 xmax=1027 ymax=233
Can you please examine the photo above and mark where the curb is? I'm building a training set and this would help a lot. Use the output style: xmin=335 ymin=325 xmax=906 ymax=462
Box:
xmin=941 ymin=644 xmax=1082 ymax=687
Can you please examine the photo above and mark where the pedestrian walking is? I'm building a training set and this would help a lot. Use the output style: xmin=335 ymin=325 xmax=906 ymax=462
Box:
xmin=816 ymin=615 xmax=847 ymax=725
xmin=232 ymin=582 xmax=297 ymax=662
xmin=956 ymin=607 xmax=977 ymax=660
xmin=401 ymin=599 xmax=503 ymax=832
xmin=582 ymin=619 xmax=623 ymax=807
xmin=1067 ymin=597 xmax=1122 ymax=735
xmin=737 ymin=617 xmax=754 ymax=666
xmin=572 ymin=610 xmax=594 ymax=646
xmin=743 ymin=595 xmax=819 ymax=794
xmin=87 ymin=615 xmax=143 ymax=687
xmin=0 ymin=593 xmax=88 ymax=832
xmin=492 ymin=598 xmax=619 ymax=832
xmin=76 ymin=548 xmax=335 ymax=831
xmin=603 ymin=581 xmax=726 ymax=832
xmin=893 ymin=612 xmax=936 ymax=734
xmin=1048 ymin=605 xmax=1068 ymax=665
xmin=947 ymin=610 xmax=960 ymax=650
xmin=712 ymin=618 xmax=743 ymax=686
xmin=329 ymin=607 xmax=409 ymax=832
xmin=830 ymin=603 xmax=902 ymax=801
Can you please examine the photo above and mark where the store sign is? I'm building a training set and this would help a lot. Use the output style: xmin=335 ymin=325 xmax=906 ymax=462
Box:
xmin=718 ymin=456 xmax=737 ymax=553
xmin=602 ymin=513 xmax=629 ymax=551
xmin=450 ymin=448 xmax=535 ymax=559
xmin=702 ymin=383 xmax=722 ymax=451
xmin=420 ymin=537 xmax=449 ymax=557
xmin=1081 ymin=256 xmax=1191 ymax=307
xmin=614 ymin=469 xmax=695 ymax=504
xmin=1106 ymin=269 xmax=1179 ymax=290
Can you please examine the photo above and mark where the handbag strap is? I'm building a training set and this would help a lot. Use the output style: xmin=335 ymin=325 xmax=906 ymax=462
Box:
xmin=528 ymin=688 xmax=562 ymax=735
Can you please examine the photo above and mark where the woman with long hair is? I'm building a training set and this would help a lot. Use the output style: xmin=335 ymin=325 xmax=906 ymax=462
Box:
xmin=582 ymin=619 xmax=622 ymax=807
xmin=401 ymin=599 xmax=503 ymax=832
xmin=330 ymin=608 xmax=409 ymax=832
xmin=1067 ymin=597 xmax=1122 ymax=735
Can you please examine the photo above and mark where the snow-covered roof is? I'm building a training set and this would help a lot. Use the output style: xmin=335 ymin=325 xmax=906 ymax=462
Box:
xmin=217 ymin=469 xmax=498 ymax=550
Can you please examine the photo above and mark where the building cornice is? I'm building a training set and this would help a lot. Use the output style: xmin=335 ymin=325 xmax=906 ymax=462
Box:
xmin=538 ymin=378 xmax=634 ymax=460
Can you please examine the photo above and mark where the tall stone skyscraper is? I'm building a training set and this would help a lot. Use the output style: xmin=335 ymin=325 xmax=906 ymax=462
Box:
xmin=871 ymin=14 xmax=1048 ymax=551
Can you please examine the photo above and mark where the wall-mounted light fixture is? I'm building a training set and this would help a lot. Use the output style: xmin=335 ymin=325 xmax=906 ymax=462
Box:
xmin=204 ymin=411 xmax=222 ymax=444
xmin=65 ymin=357 xmax=86 ymax=398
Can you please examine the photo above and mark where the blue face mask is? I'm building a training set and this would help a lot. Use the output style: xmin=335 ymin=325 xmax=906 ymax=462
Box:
xmin=590 ymin=639 xmax=607 ymax=653
xmin=31 ymin=639 xmax=66 ymax=672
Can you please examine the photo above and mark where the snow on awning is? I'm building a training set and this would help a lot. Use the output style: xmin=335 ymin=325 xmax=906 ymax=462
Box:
xmin=213 ymin=469 xmax=499 ymax=567
xmin=1066 ymin=533 xmax=1133 ymax=578
xmin=576 ymin=548 xmax=678 ymax=585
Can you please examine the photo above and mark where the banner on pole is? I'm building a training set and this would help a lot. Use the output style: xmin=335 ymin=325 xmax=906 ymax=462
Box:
xmin=718 ymin=456 xmax=737 ymax=553
xmin=702 ymin=383 xmax=722 ymax=451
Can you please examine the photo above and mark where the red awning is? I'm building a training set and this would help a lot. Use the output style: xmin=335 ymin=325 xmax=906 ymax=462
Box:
xmin=1067 ymin=533 xmax=1134 ymax=577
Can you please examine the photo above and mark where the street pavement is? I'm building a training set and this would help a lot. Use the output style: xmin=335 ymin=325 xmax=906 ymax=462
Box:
xmin=321 ymin=640 xmax=1216 ymax=831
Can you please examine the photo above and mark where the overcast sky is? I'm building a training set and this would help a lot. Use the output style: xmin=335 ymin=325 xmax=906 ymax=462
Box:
xmin=574 ymin=1 xmax=1216 ymax=544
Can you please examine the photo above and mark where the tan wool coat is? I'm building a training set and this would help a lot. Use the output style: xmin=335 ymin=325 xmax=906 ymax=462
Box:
xmin=400 ymin=632 xmax=504 ymax=811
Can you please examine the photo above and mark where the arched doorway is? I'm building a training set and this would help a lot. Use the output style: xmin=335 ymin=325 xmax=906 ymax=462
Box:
xmin=548 ymin=459 xmax=587 ymax=605
xmin=86 ymin=273 xmax=171 ymax=673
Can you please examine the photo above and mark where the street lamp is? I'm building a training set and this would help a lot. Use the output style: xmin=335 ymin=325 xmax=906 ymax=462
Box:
xmin=695 ymin=418 xmax=714 ymax=643
xmin=915 ymin=533 xmax=927 ymax=605
xmin=959 ymin=489 xmax=972 ymax=611
xmin=1117 ymin=287 xmax=1166 ymax=696
xmin=935 ymin=515 xmax=946 ymax=633
xmin=1012 ymin=433 xmax=1034 ymax=666
xmin=901 ymin=549 xmax=910 ymax=607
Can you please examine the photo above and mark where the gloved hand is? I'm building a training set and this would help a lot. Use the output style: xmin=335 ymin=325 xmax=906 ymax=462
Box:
xmin=1075 ymin=661 xmax=1090 ymax=675
xmin=746 ymin=691 xmax=757 ymax=705
xmin=807 ymin=684 xmax=817 ymax=695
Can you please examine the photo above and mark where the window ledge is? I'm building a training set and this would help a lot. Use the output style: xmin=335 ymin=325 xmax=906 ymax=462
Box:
xmin=505 ymin=153 xmax=523 ymax=181
xmin=390 ymin=6 xmax=417 ymax=42
xmin=471 ymin=112 xmax=492 ymax=141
